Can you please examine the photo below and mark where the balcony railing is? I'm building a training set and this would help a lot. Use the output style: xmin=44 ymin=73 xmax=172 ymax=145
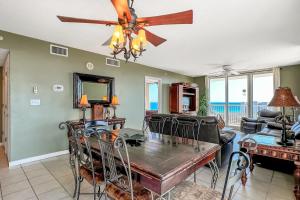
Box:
xmin=208 ymin=103 xmax=268 ymax=126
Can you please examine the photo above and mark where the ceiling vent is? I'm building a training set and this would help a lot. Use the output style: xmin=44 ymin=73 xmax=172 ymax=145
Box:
xmin=106 ymin=58 xmax=120 ymax=67
xmin=50 ymin=44 xmax=68 ymax=57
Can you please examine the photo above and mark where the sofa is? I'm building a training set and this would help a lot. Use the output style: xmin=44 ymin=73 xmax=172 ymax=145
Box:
xmin=148 ymin=114 xmax=236 ymax=167
xmin=240 ymin=109 xmax=282 ymax=134
xmin=258 ymin=115 xmax=300 ymax=139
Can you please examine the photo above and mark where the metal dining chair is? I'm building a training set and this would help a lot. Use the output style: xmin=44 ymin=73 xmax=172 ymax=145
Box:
xmin=97 ymin=132 xmax=151 ymax=200
xmin=74 ymin=128 xmax=106 ymax=200
xmin=172 ymin=151 xmax=250 ymax=200
xmin=148 ymin=115 xmax=168 ymax=135
xmin=172 ymin=118 xmax=219 ymax=187
xmin=240 ymin=137 xmax=258 ymax=184
xmin=59 ymin=121 xmax=82 ymax=198
xmin=172 ymin=117 xmax=200 ymax=146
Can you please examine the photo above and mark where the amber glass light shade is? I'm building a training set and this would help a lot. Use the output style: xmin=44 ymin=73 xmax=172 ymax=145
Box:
xmin=109 ymin=25 xmax=125 ymax=49
xmin=132 ymin=38 xmax=140 ymax=52
xmin=138 ymin=29 xmax=147 ymax=45
xmin=80 ymin=95 xmax=89 ymax=106
xmin=111 ymin=95 xmax=119 ymax=105
xmin=268 ymin=87 xmax=300 ymax=107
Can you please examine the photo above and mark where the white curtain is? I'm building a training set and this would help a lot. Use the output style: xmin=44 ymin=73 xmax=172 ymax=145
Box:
xmin=273 ymin=67 xmax=281 ymax=90
xmin=272 ymin=67 xmax=281 ymax=111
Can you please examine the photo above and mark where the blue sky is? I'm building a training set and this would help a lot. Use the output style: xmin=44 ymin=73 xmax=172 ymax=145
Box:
xmin=149 ymin=83 xmax=158 ymax=102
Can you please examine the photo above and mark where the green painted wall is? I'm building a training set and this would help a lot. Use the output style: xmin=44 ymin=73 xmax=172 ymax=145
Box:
xmin=193 ymin=76 xmax=206 ymax=96
xmin=280 ymin=64 xmax=300 ymax=98
xmin=0 ymin=30 xmax=192 ymax=161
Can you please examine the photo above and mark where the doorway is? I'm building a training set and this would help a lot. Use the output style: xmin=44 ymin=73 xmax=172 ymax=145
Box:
xmin=0 ymin=48 xmax=10 ymax=167
xmin=145 ymin=76 xmax=162 ymax=115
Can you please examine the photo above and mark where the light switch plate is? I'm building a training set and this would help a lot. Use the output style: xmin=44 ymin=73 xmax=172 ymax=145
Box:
xmin=30 ymin=99 xmax=41 ymax=106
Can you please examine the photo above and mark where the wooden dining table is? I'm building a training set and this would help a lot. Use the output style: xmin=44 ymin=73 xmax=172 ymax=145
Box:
xmin=89 ymin=128 xmax=221 ymax=197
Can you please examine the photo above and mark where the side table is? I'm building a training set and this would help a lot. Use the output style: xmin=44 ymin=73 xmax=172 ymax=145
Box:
xmin=239 ymin=134 xmax=300 ymax=200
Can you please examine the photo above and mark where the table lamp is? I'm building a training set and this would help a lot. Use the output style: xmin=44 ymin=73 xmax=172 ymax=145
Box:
xmin=79 ymin=95 xmax=90 ymax=123
xmin=111 ymin=95 xmax=119 ymax=119
xmin=268 ymin=87 xmax=300 ymax=146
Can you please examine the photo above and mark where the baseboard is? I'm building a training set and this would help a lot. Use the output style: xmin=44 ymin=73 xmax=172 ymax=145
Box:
xmin=9 ymin=150 xmax=69 ymax=167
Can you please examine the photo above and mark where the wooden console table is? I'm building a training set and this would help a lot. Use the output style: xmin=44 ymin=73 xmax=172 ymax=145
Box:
xmin=240 ymin=134 xmax=300 ymax=200
xmin=67 ymin=118 xmax=126 ymax=130
xmin=102 ymin=118 xmax=126 ymax=130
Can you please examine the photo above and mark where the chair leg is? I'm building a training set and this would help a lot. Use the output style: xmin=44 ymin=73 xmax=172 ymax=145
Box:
xmin=76 ymin=177 xmax=82 ymax=200
xmin=194 ymin=172 xmax=197 ymax=183
xmin=93 ymin=185 xmax=97 ymax=200
xmin=73 ymin=174 xmax=78 ymax=198
xmin=208 ymin=159 xmax=219 ymax=189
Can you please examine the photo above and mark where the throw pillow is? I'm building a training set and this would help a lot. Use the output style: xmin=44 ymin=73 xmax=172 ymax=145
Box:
xmin=216 ymin=114 xmax=225 ymax=130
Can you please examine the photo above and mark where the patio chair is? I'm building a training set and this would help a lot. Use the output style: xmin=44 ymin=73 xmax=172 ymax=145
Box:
xmin=172 ymin=151 xmax=249 ymax=200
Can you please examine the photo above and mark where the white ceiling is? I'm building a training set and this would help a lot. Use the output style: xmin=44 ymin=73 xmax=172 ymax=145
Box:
xmin=0 ymin=0 xmax=300 ymax=76
xmin=0 ymin=48 xmax=9 ymax=66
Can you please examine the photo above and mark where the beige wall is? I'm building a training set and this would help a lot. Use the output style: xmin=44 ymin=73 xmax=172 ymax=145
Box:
xmin=0 ymin=30 xmax=192 ymax=161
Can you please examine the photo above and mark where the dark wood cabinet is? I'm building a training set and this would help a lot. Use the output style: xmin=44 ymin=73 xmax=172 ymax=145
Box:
xmin=169 ymin=83 xmax=199 ymax=114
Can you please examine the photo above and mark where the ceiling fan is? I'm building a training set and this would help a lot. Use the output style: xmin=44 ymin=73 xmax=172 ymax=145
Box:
xmin=208 ymin=65 xmax=241 ymax=76
xmin=57 ymin=0 xmax=193 ymax=61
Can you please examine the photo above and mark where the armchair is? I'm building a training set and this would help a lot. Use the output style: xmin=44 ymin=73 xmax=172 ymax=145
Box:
xmin=240 ymin=109 xmax=282 ymax=134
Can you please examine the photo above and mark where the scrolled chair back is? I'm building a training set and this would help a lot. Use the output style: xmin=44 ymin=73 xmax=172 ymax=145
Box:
xmin=97 ymin=132 xmax=134 ymax=200
xmin=148 ymin=115 xmax=168 ymax=135
xmin=221 ymin=151 xmax=250 ymax=200
xmin=59 ymin=121 xmax=83 ymax=158
xmin=74 ymin=128 xmax=99 ymax=175
xmin=240 ymin=137 xmax=258 ymax=154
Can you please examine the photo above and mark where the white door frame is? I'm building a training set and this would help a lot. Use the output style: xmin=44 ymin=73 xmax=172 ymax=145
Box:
xmin=144 ymin=76 xmax=162 ymax=113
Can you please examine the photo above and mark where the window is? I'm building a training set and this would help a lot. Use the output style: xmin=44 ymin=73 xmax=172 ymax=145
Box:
xmin=145 ymin=77 xmax=162 ymax=113
xmin=209 ymin=78 xmax=225 ymax=120
xmin=208 ymin=71 xmax=274 ymax=126
xmin=252 ymin=73 xmax=274 ymax=116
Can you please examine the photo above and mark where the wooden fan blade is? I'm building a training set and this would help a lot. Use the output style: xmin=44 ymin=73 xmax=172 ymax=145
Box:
xmin=137 ymin=10 xmax=193 ymax=26
xmin=135 ymin=27 xmax=167 ymax=47
xmin=57 ymin=16 xmax=118 ymax=25
xmin=102 ymin=36 xmax=113 ymax=46
xmin=111 ymin=0 xmax=132 ymax=21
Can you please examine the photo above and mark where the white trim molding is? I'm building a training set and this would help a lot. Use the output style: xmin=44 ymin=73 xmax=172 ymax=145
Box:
xmin=9 ymin=150 xmax=69 ymax=167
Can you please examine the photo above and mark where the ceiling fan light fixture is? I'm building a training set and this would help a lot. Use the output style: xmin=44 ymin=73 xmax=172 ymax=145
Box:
xmin=132 ymin=38 xmax=140 ymax=51
xmin=109 ymin=25 xmax=125 ymax=49
xmin=137 ymin=29 xmax=147 ymax=45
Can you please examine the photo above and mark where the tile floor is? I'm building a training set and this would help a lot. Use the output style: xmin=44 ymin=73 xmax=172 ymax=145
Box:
xmin=0 ymin=153 xmax=295 ymax=200
xmin=0 ymin=132 xmax=296 ymax=200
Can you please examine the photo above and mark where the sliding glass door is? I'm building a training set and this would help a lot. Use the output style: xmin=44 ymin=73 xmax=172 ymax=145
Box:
xmin=209 ymin=71 xmax=274 ymax=126
xmin=252 ymin=73 xmax=274 ymax=116
xmin=209 ymin=78 xmax=226 ymax=120
xmin=228 ymin=76 xmax=248 ymax=126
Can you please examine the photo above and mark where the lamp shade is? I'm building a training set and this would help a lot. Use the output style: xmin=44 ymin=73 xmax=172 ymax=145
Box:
xmin=111 ymin=95 xmax=119 ymax=105
xmin=80 ymin=95 xmax=89 ymax=106
xmin=268 ymin=87 xmax=300 ymax=107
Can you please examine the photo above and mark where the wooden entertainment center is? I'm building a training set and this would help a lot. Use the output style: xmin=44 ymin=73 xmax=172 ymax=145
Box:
xmin=169 ymin=82 xmax=199 ymax=115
